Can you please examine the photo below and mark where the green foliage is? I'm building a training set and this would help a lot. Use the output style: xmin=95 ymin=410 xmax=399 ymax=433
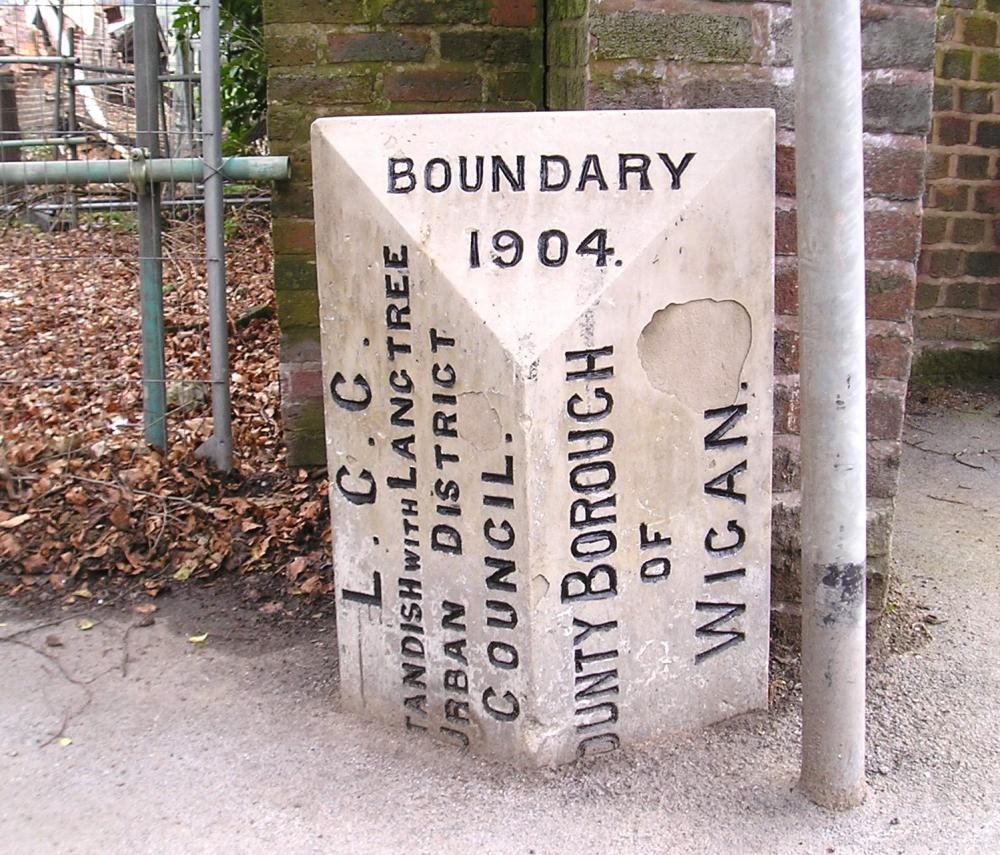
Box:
xmin=173 ymin=0 xmax=266 ymax=154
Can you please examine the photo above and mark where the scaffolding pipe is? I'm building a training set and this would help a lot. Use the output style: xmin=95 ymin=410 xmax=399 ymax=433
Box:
xmin=69 ymin=73 xmax=202 ymax=87
xmin=134 ymin=0 xmax=167 ymax=450
xmin=0 ymin=155 xmax=290 ymax=186
xmin=0 ymin=56 xmax=78 ymax=66
xmin=195 ymin=0 xmax=233 ymax=472
xmin=0 ymin=136 xmax=87 ymax=148
xmin=793 ymin=0 xmax=868 ymax=810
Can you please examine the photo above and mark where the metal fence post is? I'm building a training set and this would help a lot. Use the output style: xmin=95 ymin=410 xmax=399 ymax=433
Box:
xmin=195 ymin=0 xmax=234 ymax=472
xmin=793 ymin=0 xmax=869 ymax=810
xmin=134 ymin=0 xmax=167 ymax=450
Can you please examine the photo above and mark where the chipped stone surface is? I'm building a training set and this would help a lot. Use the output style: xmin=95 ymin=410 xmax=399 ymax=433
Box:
xmin=311 ymin=110 xmax=775 ymax=766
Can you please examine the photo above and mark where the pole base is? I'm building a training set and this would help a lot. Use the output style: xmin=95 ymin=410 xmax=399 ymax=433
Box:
xmin=799 ymin=775 xmax=867 ymax=810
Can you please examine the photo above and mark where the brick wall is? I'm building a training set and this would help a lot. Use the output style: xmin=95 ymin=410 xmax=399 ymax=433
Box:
xmin=264 ymin=0 xmax=544 ymax=462
xmin=265 ymin=0 xmax=937 ymax=624
xmin=562 ymin=0 xmax=936 ymax=623
xmin=916 ymin=0 xmax=1000 ymax=376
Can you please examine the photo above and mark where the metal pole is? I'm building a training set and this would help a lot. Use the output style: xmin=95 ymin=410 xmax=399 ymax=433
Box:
xmin=793 ymin=0 xmax=868 ymax=810
xmin=0 ymin=155 xmax=290 ymax=185
xmin=134 ymin=0 xmax=167 ymax=450
xmin=196 ymin=0 xmax=233 ymax=471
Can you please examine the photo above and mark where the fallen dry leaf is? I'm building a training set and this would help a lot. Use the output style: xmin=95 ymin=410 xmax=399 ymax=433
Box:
xmin=187 ymin=632 xmax=208 ymax=644
xmin=77 ymin=618 xmax=95 ymax=631
xmin=0 ymin=513 xmax=32 ymax=530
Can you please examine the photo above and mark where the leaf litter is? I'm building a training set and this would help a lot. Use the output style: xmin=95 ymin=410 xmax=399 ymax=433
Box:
xmin=0 ymin=210 xmax=332 ymax=614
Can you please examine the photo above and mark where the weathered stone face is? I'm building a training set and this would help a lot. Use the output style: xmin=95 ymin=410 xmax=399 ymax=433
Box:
xmin=311 ymin=109 xmax=775 ymax=766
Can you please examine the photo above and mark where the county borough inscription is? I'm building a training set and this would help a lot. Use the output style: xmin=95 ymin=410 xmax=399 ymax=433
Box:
xmin=311 ymin=110 xmax=775 ymax=766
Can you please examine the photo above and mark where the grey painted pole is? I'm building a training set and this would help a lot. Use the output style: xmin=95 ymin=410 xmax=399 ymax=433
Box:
xmin=793 ymin=0 xmax=868 ymax=809
xmin=196 ymin=0 xmax=234 ymax=472
xmin=134 ymin=0 xmax=167 ymax=450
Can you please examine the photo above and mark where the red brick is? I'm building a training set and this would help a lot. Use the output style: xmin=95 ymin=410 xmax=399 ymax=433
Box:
xmin=287 ymin=368 xmax=324 ymax=399
xmin=934 ymin=115 xmax=970 ymax=145
xmin=953 ymin=314 xmax=1000 ymax=340
xmin=867 ymin=327 xmax=912 ymax=379
xmin=775 ymin=204 xmax=797 ymax=256
xmin=775 ymin=143 xmax=795 ymax=196
xmin=775 ymin=257 xmax=798 ymax=315
xmin=490 ymin=0 xmax=538 ymax=27
xmin=930 ymin=183 xmax=969 ymax=212
xmin=384 ymin=69 xmax=483 ymax=102
xmin=867 ymin=385 xmax=905 ymax=440
xmin=866 ymin=262 xmax=915 ymax=321
xmin=774 ymin=379 xmax=800 ymax=434
xmin=928 ymin=249 xmax=963 ymax=277
xmin=864 ymin=143 xmax=926 ymax=200
xmin=974 ymin=185 xmax=1000 ymax=214
xmin=980 ymin=284 xmax=1000 ymax=312
xmin=864 ymin=205 xmax=922 ymax=261
xmin=327 ymin=31 xmax=430 ymax=63
xmin=774 ymin=323 xmax=800 ymax=374
xmin=272 ymin=218 xmax=316 ymax=254
xmin=915 ymin=314 xmax=952 ymax=340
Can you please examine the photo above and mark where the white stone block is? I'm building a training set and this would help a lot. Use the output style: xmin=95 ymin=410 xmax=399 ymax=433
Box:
xmin=311 ymin=109 xmax=775 ymax=766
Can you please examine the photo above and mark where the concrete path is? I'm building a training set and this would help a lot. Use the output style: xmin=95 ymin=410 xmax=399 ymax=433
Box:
xmin=2 ymin=405 xmax=998 ymax=854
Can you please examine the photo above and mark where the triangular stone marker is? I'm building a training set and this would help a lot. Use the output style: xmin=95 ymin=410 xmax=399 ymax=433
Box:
xmin=312 ymin=109 xmax=774 ymax=766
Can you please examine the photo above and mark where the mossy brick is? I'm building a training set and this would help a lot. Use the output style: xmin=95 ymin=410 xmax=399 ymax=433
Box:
xmin=489 ymin=0 xmax=538 ymax=27
xmin=440 ymin=29 xmax=535 ymax=63
xmin=932 ymin=83 xmax=954 ymax=112
xmin=944 ymin=281 xmax=981 ymax=308
xmin=271 ymin=183 xmax=315 ymax=219
xmin=683 ymin=77 xmax=794 ymax=128
xmin=591 ymin=12 xmax=752 ymax=63
xmin=496 ymin=70 xmax=535 ymax=101
xmin=958 ymin=86 xmax=992 ymax=113
xmin=986 ymin=0 xmax=1000 ymax=12
xmin=326 ymin=31 xmax=430 ymax=63
xmin=282 ymin=398 xmax=327 ymax=467
xmin=274 ymin=254 xmax=318 ymax=292
xmin=929 ymin=249 xmax=963 ymax=277
xmin=863 ymin=82 xmax=932 ymax=135
xmin=975 ymin=120 xmax=1000 ymax=146
xmin=921 ymin=214 xmax=948 ymax=245
xmin=974 ymin=185 xmax=1000 ymax=213
xmin=951 ymin=217 xmax=985 ymax=244
xmin=273 ymin=218 xmax=316 ymax=254
xmin=931 ymin=183 xmax=969 ymax=212
xmin=936 ymin=10 xmax=956 ymax=42
xmin=940 ymin=48 xmax=973 ymax=79
xmin=977 ymin=51 xmax=1000 ymax=81
xmin=383 ymin=69 xmax=484 ymax=101
xmin=263 ymin=0 xmax=366 ymax=25
xmin=380 ymin=0 xmax=491 ymax=25
xmin=957 ymin=154 xmax=989 ymax=179
xmin=269 ymin=71 xmax=375 ymax=106
xmin=589 ymin=67 xmax=663 ymax=110
xmin=861 ymin=15 xmax=935 ymax=70
xmin=914 ymin=282 xmax=940 ymax=310
xmin=276 ymin=289 xmax=320 ymax=328
xmin=547 ymin=0 xmax=587 ymax=21
xmin=267 ymin=105 xmax=311 ymax=142
xmin=280 ymin=328 xmax=322 ymax=364
xmin=961 ymin=16 xmax=997 ymax=47
xmin=965 ymin=252 xmax=1000 ymax=277
xmin=548 ymin=21 xmax=588 ymax=66
xmin=940 ymin=0 xmax=975 ymax=9
xmin=911 ymin=346 xmax=1000 ymax=386
xmin=264 ymin=25 xmax=322 ymax=66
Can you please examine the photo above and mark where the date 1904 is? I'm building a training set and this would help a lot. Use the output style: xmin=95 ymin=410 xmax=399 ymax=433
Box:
xmin=469 ymin=228 xmax=617 ymax=269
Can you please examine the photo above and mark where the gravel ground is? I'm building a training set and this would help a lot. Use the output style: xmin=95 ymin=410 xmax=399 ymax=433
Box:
xmin=1 ymin=404 xmax=998 ymax=854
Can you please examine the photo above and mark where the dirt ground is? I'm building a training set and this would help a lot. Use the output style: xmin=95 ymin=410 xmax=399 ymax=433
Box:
xmin=1 ymin=401 xmax=998 ymax=854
